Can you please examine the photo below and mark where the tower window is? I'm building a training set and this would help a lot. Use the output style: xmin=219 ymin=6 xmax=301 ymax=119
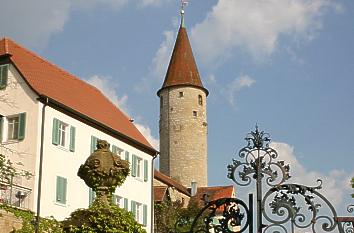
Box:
xmin=198 ymin=95 xmax=203 ymax=106
xmin=179 ymin=92 xmax=184 ymax=97
xmin=193 ymin=111 xmax=198 ymax=117
xmin=160 ymin=96 xmax=163 ymax=109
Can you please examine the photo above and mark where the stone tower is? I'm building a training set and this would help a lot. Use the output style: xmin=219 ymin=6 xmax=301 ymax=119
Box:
xmin=157 ymin=11 xmax=208 ymax=187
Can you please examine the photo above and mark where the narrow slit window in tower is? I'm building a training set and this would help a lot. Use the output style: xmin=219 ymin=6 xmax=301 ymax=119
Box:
xmin=198 ymin=95 xmax=203 ymax=106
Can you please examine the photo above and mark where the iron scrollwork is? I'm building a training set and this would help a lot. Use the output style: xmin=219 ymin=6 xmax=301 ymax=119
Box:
xmin=226 ymin=126 xmax=352 ymax=233
xmin=262 ymin=181 xmax=342 ymax=233
xmin=227 ymin=126 xmax=291 ymax=187
xmin=174 ymin=198 xmax=251 ymax=233
xmin=173 ymin=126 xmax=353 ymax=233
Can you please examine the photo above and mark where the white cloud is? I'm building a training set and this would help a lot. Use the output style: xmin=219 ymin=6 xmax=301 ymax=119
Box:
xmin=86 ymin=75 xmax=129 ymax=114
xmin=0 ymin=0 xmax=71 ymax=49
xmin=138 ymin=0 xmax=164 ymax=7
xmin=135 ymin=123 xmax=159 ymax=150
xmin=86 ymin=75 xmax=159 ymax=150
xmin=223 ymin=75 xmax=255 ymax=105
xmin=191 ymin=0 xmax=340 ymax=65
xmin=134 ymin=29 xmax=175 ymax=94
xmin=271 ymin=142 xmax=354 ymax=209
xmin=0 ymin=0 xmax=165 ymax=49
xmin=151 ymin=30 xmax=175 ymax=80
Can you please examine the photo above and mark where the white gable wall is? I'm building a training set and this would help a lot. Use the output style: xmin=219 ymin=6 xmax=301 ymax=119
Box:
xmin=39 ymin=94 xmax=153 ymax=231
xmin=0 ymin=63 xmax=153 ymax=232
xmin=0 ymin=63 xmax=41 ymax=211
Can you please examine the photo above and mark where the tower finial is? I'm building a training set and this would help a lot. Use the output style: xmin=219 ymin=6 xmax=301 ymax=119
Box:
xmin=180 ymin=0 xmax=188 ymax=28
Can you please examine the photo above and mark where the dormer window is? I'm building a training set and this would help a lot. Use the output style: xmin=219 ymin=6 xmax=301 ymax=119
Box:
xmin=198 ymin=95 xmax=203 ymax=106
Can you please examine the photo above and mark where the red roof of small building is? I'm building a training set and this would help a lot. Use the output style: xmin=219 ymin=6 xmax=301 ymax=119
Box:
xmin=0 ymin=37 xmax=155 ymax=154
xmin=157 ymin=27 xmax=208 ymax=96
xmin=154 ymin=186 xmax=168 ymax=202
xmin=190 ymin=185 xmax=235 ymax=207
xmin=154 ymin=170 xmax=190 ymax=196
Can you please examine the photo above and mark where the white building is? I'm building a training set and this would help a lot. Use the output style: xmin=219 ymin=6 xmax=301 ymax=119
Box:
xmin=0 ymin=37 xmax=157 ymax=232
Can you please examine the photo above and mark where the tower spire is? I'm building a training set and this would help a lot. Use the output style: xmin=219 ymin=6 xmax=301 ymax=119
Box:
xmin=180 ymin=0 xmax=188 ymax=28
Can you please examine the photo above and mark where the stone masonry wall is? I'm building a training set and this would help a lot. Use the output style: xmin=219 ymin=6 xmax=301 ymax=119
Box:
xmin=0 ymin=209 xmax=22 ymax=233
xmin=159 ymin=86 xmax=208 ymax=187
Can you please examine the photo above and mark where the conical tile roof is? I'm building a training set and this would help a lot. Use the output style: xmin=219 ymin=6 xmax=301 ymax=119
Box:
xmin=157 ymin=26 xmax=208 ymax=96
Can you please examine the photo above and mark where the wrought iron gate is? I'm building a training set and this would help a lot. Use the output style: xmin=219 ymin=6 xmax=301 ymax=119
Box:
xmin=172 ymin=127 xmax=353 ymax=233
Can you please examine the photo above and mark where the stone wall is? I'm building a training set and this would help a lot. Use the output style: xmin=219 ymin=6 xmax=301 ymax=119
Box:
xmin=0 ymin=209 xmax=22 ymax=233
xmin=159 ymin=86 xmax=208 ymax=187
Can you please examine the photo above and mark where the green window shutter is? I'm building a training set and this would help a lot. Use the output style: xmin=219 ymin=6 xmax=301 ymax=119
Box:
xmin=144 ymin=160 xmax=148 ymax=182
xmin=131 ymin=200 xmax=136 ymax=217
xmin=112 ymin=145 xmax=117 ymax=155
xmin=0 ymin=65 xmax=8 ymax=89
xmin=56 ymin=176 xmax=67 ymax=204
xmin=90 ymin=136 xmax=98 ymax=154
xmin=89 ymin=188 xmax=96 ymax=206
xmin=69 ymin=126 xmax=76 ymax=152
xmin=143 ymin=204 xmax=147 ymax=226
xmin=124 ymin=198 xmax=128 ymax=210
xmin=125 ymin=151 xmax=129 ymax=161
xmin=52 ymin=118 xmax=60 ymax=145
xmin=131 ymin=154 xmax=137 ymax=177
xmin=17 ymin=112 xmax=26 ymax=140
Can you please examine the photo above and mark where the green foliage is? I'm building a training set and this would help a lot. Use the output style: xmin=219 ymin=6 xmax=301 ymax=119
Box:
xmin=0 ymin=154 xmax=32 ymax=183
xmin=0 ymin=204 xmax=62 ymax=233
xmin=62 ymin=201 xmax=146 ymax=233
xmin=154 ymin=200 xmax=203 ymax=233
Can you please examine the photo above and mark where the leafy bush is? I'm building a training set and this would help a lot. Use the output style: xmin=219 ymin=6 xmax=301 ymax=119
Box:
xmin=0 ymin=204 xmax=62 ymax=233
xmin=62 ymin=200 xmax=146 ymax=233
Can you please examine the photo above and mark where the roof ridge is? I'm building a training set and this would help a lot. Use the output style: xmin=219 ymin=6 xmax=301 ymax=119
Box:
xmin=6 ymin=38 xmax=132 ymax=122
xmin=7 ymin=38 xmax=89 ymax=86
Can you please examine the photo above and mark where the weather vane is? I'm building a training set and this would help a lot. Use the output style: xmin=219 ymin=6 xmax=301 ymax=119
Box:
xmin=180 ymin=0 xmax=189 ymax=14
xmin=180 ymin=0 xmax=189 ymax=27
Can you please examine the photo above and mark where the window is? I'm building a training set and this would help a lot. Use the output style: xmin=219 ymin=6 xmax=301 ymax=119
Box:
xmin=58 ymin=122 xmax=67 ymax=147
xmin=52 ymin=118 xmax=75 ymax=151
xmin=88 ymin=188 xmax=96 ymax=206
xmin=0 ymin=64 xmax=8 ymax=89
xmin=193 ymin=111 xmax=198 ymax=117
xmin=131 ymin=201 xmax=147 ymax=226
xmin=132 ymin=155 xmax=148 ymax=181
xmin=136 ymin=157 xmax=142 ymax=178
xmin=112 ymin=145 xmax=124 ymax=156
xmin=198 ymin=95 xmax=203 ymax=106
xmin=112 ymin=194 xmax=122 ymax=207
xmin=0 ymin=113 xmax=26 ymax=142
xmin=7 ymin=116 xmax=19 ymax=140
xmin=160 ymin=96 xmax=163 ymax=109
xmin=179 ymin=91 xmax=184 ymax=97
xmin=56 ymin=176 xmax=67 ymax=205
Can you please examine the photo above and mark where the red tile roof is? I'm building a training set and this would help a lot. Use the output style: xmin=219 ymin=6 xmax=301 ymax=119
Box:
xmin=157 ymin=27 xmax=208 ymax=96
xmin=154 ymin=170 xmax=190 ymax=196
xmin=190 ymin=185 xmax=235 ymax=207
xmin=0 ymin=38 xmax=156 ymax=154
xmin=154 ymin=186 xmax=168 ymax=202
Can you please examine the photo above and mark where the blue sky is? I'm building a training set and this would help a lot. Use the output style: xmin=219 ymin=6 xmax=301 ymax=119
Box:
xmin=1 ymin=0 xmax=353 ymax=215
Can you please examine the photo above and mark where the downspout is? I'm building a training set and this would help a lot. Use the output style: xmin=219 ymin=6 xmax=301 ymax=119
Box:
xmin=35 ymin=97 xmax=48 ymax=233
xmin=151 ymin=152 xmax=159 ymax=233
